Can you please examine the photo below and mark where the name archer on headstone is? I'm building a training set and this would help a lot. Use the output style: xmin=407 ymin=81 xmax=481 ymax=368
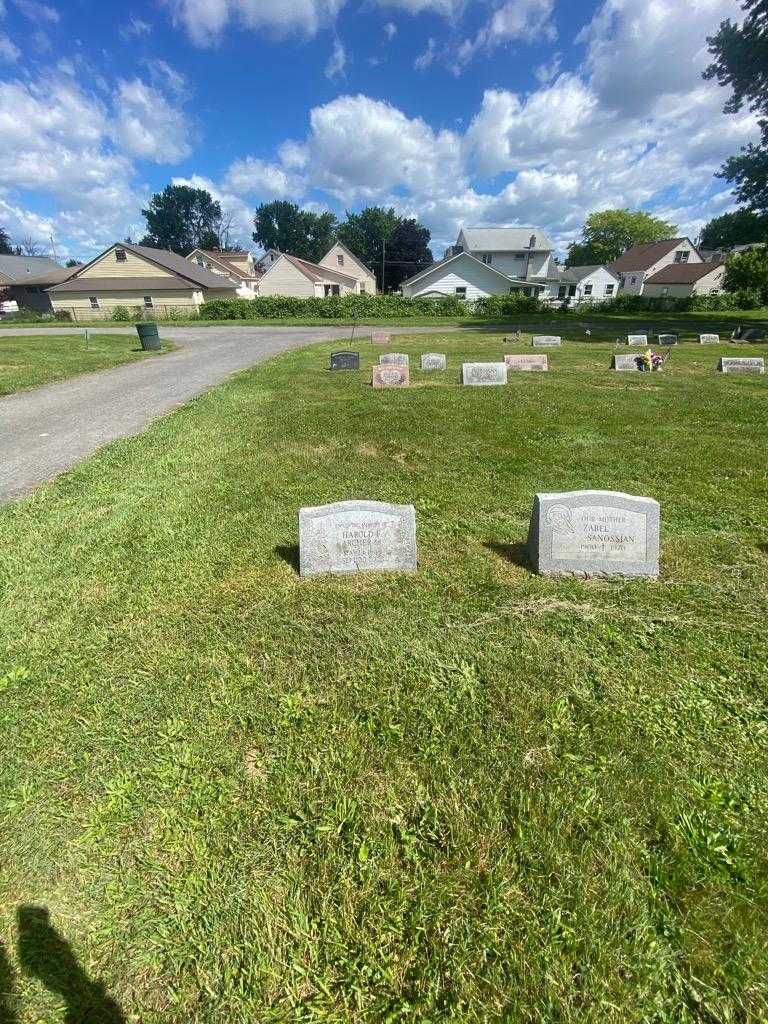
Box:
xmin=372 ymin=364 xmax=410 ymax=388
xmin=330 ymin=351 xmax=360 ymax=370
xmin=299 ymin=500 xmax=417 ymax=577
xmin=505 ymin=354 xmax=548 ymax=371
xmin=626 ymin=335 xmax=647 ymax=346
xmin=532 ymin=335 xmax=561 ymax=348
xmin=462 ymin=362 xmax=508 ymax=385
xmin=380 ymin=353 xmax=409 ymax=365
xmin=421 ymin=353 xmax=447 ymax=370
xmin=719 ymin=357 xmax=765 ymax=375
xmin=527 ymin=490 xmax=660 ymax=578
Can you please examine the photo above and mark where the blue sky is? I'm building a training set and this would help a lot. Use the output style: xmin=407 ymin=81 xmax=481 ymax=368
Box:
xmin=0 ymin=0 xmax=758 ymax=261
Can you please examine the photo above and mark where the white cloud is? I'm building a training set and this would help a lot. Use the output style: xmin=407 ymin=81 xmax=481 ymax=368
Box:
xmin=458 ymin=0 xmax=556 ymax=67
xmin=325 ymin=37 xmax=346 ymax=79
xmin=120 ymin=17 xmax=152 ymax=41
xmin=377 ymin=0 xmax=466 ymax=14
xmin=13 ymin=0 xmax=59 ymax=22
xmin=414 ymin=36 xmax=438 ymax=70
xmin=0 ymin=32 xmax=19 ymax=61
xmin=162 ymin=0 xmax=346 ymax=46
xmin=535 ymin=52 xmax=561 ymax=84
xmin=111 ymin=78 xmax=193 ymax=162
xmin=171 ymin=173 xmax=254 ymax=245
xmin=223 ymin=156 xmax=300 ymax=197
xmin=384 ymin=20 xmax=397 ymax=38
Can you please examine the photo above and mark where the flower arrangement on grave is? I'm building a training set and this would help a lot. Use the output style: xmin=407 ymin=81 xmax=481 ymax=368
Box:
xmin=640 ymin=349 xmax=664 ymax=371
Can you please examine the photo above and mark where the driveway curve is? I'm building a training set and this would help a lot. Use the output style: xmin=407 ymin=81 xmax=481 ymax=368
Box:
xmin=0 ymin=325 xmax=464 ymax=501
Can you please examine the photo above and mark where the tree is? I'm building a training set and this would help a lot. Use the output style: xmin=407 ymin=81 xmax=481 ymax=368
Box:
xmin=252 ymin=201 xmax=337 ymax=263
xmin=0 ymin=228 xmax=13 ymax=255
xmin=723 ymin=245 xmax=768 ymax=302
xmin=699 ymin=209 xmax=768 ymax=248
xmin=19 ymin=236 xmax=47 ymax=256
xmin=141 ymin=184 xmax=224 ymax=255
xmin=337 ymin=207 xmax=432 ymax=290
xmin=65 ymin=259 xmax=80 ymax=268
xmin=704 ymin=0 xmax=768 ymax=214
xmin=384 ymin=218 xmax=433 ymax=290
xmin=567 ymin=209 xmax=678 ymax=266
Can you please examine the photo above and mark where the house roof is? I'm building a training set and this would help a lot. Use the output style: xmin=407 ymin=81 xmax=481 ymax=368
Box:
xmin=401 ymin=250 xmax=547 ymax=289
xmin=12 ymin=266 xmax=81 ymax=287
xmin=458 ymin=226 xmax=556 ymax=252
xmin=609 ymin=239 xmax=696 ymax=272
xmin=645 ymin=261 xmax=725 ymax=284
xmin=58 ymin=242 xmax=237 ymax=291
xmin=48 ymin=276 xmax=216 ymax=293
xmin=276 ymin=252 xmax=358 ymax=285
xmin=0 ymin=255 xmax=62 ymax=283
xmin=192 ymin=249 xmax=260 ymax=280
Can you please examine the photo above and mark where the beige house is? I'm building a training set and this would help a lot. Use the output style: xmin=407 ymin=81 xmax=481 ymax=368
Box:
xmin=609 ymin=238 xmax=702 ymax=295
xmin=642 ymin=261 xmax=726 ymax=298
xmin=258 ymin=252 xmax=363 ymax=297
xmin=319 ymin=242 xmax=377 ymax=293
xmin=47 ymin=242 xmax=238 ymax=318
xmin=186 ymin=248 xmax=261 ymax=295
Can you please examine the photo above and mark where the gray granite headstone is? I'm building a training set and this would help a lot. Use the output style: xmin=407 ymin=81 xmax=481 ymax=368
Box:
xmin=299 ymin=500 xmax=417 ymax=577
xmin=719 ymin=356 xmax=765 ymax=375
xmin=658 ymin=334 xmax=678 ymax=346
xmin=380 ymin=352 xmax=409 ymax=365
xmin=699 ymin=333 xmax=720 ymax=344
xmin=626 ymin=335 xmax=647 ymax=346
xmin=330 ymin=351 xmax=360 ymax=370
xmin=532 ymin=335 xmax=561 ymax=348
xmin=462 ymin=362 xmax=508 ymax=385
xmin=527 ymin=490 xmax=660 ymax=578
xmin=505 ymin=354 xmax=548 ymax=371
xmin=613 ymin=353 xmax=641 ymax=371
xmin=421 ymin=352 xmax=447 ymax=370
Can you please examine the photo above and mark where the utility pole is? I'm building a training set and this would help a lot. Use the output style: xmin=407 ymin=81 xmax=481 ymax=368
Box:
xmin=49 ymin=236 xmax=58 ymax=262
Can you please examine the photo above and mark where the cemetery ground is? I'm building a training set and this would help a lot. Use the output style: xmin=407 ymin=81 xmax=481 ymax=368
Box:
xmin=0 ymin=333 xmax=174 ymax=396
xmin=1 ymin=332 xmax=767 ymax=1022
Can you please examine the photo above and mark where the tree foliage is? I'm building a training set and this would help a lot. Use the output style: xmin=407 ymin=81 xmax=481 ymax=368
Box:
xmin=566 ymin=209 xmax=678 ymax=266
xmin=704 ymin=0 xmax=768 ymax=213
xmin=723 ymin=244 xmax=768 ymax=302
xmin=253 ymin=201 xmax=338 ymax=264
xmin=337 ymin=206 xmax=432 ymax=290
xmin=0 ymin=227 xmax=14 ymax=255
xmin=699 ymin=209 xmax=768 ymax=248
xmin=141 ymin=185 xmax=224 ymax=255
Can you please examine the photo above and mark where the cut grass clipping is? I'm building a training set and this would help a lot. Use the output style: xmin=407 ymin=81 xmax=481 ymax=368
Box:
xmin=1 ymin=333 xmax=767 ymax=1023
xmin=0 ymin=332 xmax=172 ymax=395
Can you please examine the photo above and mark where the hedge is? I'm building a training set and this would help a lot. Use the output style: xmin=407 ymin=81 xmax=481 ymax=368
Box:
xmin=576 ymin=289 xmax=764 ymax=314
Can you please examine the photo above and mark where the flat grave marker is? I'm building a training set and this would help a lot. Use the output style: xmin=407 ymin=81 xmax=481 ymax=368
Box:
xmin=380 ymin=352 xmax=409 ymax=365
xmin=462 ymin=362 xmax=508 ymax=386
xmin=330 ymin=351 xmax=360 ymax=371
xmin=421 ymin=353 xmax=447 ymax=370
xmin=527 ymin=489 xmax=660 ymax=578
xmin=372 ymin=363 xmax=410 ymax=388
xmin=699 ymin=333 xmax=720 ymax=344
xmin=532 ymin=335 xmax=561 ymax=348
xmin=299 ymin=500 xmax=417 ymax=578
xmin=718 ymin=356 xmax=765 ymax=375
xmin=371 ymin=331 xmax=391 ymax=344
xmin=505 ymin=354 xmax=548 ymax=371
xmin=626 ymin=335 xmax=647 ymax=346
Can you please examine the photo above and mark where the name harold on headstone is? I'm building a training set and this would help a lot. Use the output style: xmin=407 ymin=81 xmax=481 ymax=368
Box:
xmin=532 ymin=335 xmax=561 ymax=348
xmin=612 ymin=353 xmax=641 ymax=371
xmin=699 ymin=333 xmax=720 ymax=344
xmin=626 ymin=335 xmax=647 ymax=346
xmin=299 ymin=500 xmax=417 ymax=578
xmin=372 ymin=363 xmax=410 ymax=388
xmin=462 ymin=362 xmax=508 ymax=386
xmin=421 ymin=352 xmax=447 ymax=370
xmin=380 ymin=352 xmax=409 ymax=365
xmin=330 ymin=350 xmax=360 ymax=370
xmin=719 ymin=356 xmax=765 ymax=375
xmin=527 ymin=490 xmax=660 ymax=578
xmin=658 ymin=334 xmax=678 ymax=346
xmin=371 ymin=331 xmax=391 ymax=344
xmin=505 ymin=354 xmax=548 ymax=371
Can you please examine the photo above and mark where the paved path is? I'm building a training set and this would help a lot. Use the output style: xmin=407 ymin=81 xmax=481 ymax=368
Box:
xmin=0 ymin=325 xmax=460 ymax=502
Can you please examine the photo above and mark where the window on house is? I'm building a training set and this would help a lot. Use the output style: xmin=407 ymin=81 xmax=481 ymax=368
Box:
xmin=455 ymin=286 xmax=467 ymax=298
xmin=568 ymin=285 xmax=577 ymax=297
xmin=514 ymin=252 xmax=525 ymax=259
xmin=583 ymin=284 xmax=593 ymax=296
xmin=360 ymin=283 xmax=366 ymax=294
xmin=324 ymin=284 xmax=340 ymax=296
xmin=144 ymin=296 xmax=154 ymax=308
xmin=605 ymin=284 xmax=615 ymax=295
xmin=661 ymin=287 xmax=669 ymax=296
xmin=674 ymin=250 xmax=690 ymax=263
xmin=630 ymin=276 xmax=637 ymax=285
xmin=89 ymin=296 xmax=99 ymax=309
xmin=481 ymin=254 xmax=492 ymax=264
xmin=115 ymin=248 xmax=127 ymax=262
xmin=558 ymin=285 xmax=567 ymax=299
xmin=337 ymin=254 xmax=344 ymax=266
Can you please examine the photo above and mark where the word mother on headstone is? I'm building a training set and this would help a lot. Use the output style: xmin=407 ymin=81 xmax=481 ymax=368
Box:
xmin=372 ymin=364 xmax=410 ymax=388
xmin=380 ymin=352 xmax=409 ymax=365
xmin=658 ymin=334 xmax=678 ymax=346
xmin=718 ymin=356 xmax=765 ymax=375
xmin=371 ymin=331 xmax=391 ymax=344
xmin=699 ymin=333 xmax=720 ymax=344
xmin=532 ymin=335 xmax=561 ymax=348
xmin=626 ymin=334 xmax=647 ymax=346
xmin=612 ymin=353 xmax=641 ymax=372
xmin=527 ymin=490 xmax=660 ymax=578
xmin=462 ymin=362 xmax=508 ymax=386
xmin=421 ymin=352 xmax=447 ymax=370
xmin=299 ymin=500 xmax=417 ymax=577
xmin=505 ymin=354 xmax=548 ymax=371
xmin=330 ymin=351 xmax=360 ymax=371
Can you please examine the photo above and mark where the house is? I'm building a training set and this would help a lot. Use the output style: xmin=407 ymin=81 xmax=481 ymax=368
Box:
xmin=7 ymin=266 xmax=81 ymax=313
xmin=257 ymin=252 xmax=365 ymax=297
xmin=186 ymin=248 xmax=261 ymax=296
xmin=402 ymin=226 xmax=555 ymax=299
xmin=545 ymin=265 xmax=621 ymax=304
xmin=0 ymin=254 xmax=66 ymax=313
xmin=319 ymin=242 xmax=377 ymax=294
xmin=609 ymin=238 xmax=702 ymax=295
xmin=46 ymin=242 xmax=239 ymax=319
xmin=642 ymin=261 xmax=726 ymax=298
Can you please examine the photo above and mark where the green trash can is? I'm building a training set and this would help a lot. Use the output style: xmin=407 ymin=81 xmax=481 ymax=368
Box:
xmin=136 ymin=323 xmax=161 ymax=351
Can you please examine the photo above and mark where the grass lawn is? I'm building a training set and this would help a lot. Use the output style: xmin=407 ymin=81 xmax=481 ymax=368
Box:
xmin=1 ymin=332 xmax=767 ymax=1022
xmin=0 ymin=333 xmax=173 ymax=396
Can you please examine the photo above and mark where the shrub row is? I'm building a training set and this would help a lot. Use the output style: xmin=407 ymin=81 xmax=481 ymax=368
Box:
xmin=576 ymin=289 xmax=764 ymax=314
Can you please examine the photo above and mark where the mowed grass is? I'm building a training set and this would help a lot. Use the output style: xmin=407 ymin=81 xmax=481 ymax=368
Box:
xmin=0 ymin=333 xmax=172 ymax=395
xmin=1 ymin=332 xmax=767 ymax=1023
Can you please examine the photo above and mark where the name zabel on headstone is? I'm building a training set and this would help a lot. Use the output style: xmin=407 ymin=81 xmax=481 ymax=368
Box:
xmin=505 ymin=354 xmax=548 ymax=371
xmin=371 ymin=331 xmax=391 ymax=344
xmin=700 ymin=333 xmax=720 ymax=344
xmin=299 ymin=500 xmax=417 ymax=578
xmin=626 ymin=335 xmax=647 ymax=346
xmin=330 ymin=351 xmax=360 ymax=370
xmin=372 ymin=364 xmax=410 ymax=388
xmin=718 ymin=356 xmax=765 ymax=375
xmin=527 ymin=490 xmax=660 ymax=578
xmin=421 ymin=352 xmax=447 ymax=370
xmin=658 ymin=334 xmax=678 ymax=346
xmin=462 ymin=362 xmax=508 ymax=386
xmin=380 ymin=352 xmax=409 ymax=365
xmin=612 ymin=353 xmax=641 ymax=371
xmin=532 ymin=335 xmax=561 ymax=348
